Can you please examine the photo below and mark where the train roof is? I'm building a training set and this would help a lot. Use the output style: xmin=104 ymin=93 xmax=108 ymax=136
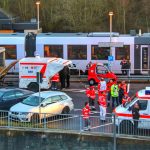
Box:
xmin=0 ymin=33 xmax=25 ymax=37
xmin=37 ymin=32 xmax=150 ymax=38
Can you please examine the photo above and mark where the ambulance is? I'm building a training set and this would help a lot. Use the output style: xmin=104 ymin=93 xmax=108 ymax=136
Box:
xmin=114 ymin=87 xmax=150 ymax=131
xmin=88 ymin=63 xmax=117 ymax=85
xmin=19 ymin=57 xmax=71 ymax=91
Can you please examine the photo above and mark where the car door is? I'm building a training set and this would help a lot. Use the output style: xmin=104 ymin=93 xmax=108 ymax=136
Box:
xmin=0 ymin=91 xmax=16 ymax=110
xmin=137 ymin=99 xmax=149 ymax=129
xmin=40 ymin=96 xmax=61 ymax=117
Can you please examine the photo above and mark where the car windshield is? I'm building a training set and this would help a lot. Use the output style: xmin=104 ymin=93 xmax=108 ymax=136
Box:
xmin=22 ymin=96 xmax=45 ymax=106
xmin=123 ymin=95 xmax=137 ymax=108
xmin=0 ymin=91 xmax=4 ymax=97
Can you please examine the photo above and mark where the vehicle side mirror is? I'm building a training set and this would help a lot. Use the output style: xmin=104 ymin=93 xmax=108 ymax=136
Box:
xmin=40 ymin=104 xmax=45 ymax=107
xmin=128 ymin=106 xmax=132 ymax=111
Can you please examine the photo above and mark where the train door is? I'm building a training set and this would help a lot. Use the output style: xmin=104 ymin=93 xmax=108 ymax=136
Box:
xmin=140 ymin=45 xmax=149 ymax=74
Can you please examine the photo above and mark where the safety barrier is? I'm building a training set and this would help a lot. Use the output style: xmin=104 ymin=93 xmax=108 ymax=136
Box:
xmin=0 ymin=110 xmax=150 ymax=140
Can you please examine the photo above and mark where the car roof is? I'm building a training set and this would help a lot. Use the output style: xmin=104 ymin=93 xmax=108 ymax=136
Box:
xmin=136 ymin=89 xmax=150 ymax=99
xmin=32 ymin=91 xmax=67 ymax=99
xmin=0 ymin=88 xmax=33 ymax=93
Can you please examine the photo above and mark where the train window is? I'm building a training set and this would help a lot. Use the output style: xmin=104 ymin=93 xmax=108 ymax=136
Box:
xmin=44 ymin=45 xmax=63 ymax=58
xmin=91 ymin=45 xmax=110 ymax=60
xmin=0 ymin=45 xmax=16 ymax=59
xmin=68 ymin=45 xmax=87 ymax=60
xmin=115 ymin=45 xmax=130 ymax=60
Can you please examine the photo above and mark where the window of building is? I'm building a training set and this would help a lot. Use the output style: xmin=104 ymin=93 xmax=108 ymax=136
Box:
xmin=68 ymin=45 xmax=87 ymax=60
xmin=115 ymin=45 xmax=130 ymax=60
xmin=0 ymin=45 xmax=16 ymax=59
xmin=91 ymin=45 xmax=110 ymax=60
xmin=44 ymin=45 xmax=63 ymax=58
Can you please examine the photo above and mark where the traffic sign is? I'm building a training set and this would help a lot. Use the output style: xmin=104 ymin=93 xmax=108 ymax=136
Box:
xmin=108 ymin=56 xmax=114 ymax=61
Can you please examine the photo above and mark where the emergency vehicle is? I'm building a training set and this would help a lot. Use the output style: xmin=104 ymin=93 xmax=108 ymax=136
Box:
xmin=19 ymin=57 xmax=71 ymax=91
xmin=88 ymin=63 xmax=117 ymax=85
xmin=114 ymin=87 xmax=150 ymax=131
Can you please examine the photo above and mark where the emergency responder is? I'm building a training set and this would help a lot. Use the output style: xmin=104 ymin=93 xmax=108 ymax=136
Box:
xmin=50 ymin=73 xmax=60 ymax=90
xmin=82 ymin=102 xmax=91 ymax=131
xmin=111 ymin=82 xmax=119 ymax=108
xmin=120 ymin=57 xmax=127 ymax=75
xmin=97 ymin=91 xmax=107 ymax=122
xmin=122 ymin=92 xmax=130 ymax=105
xmin=86 ymin=86 xmax=96 ymax=110
xmin=107 ymin=79 xmax=115 ymax=107
xmin=59 ymin=68 xmax=66 ymax=89
xmin=132 ymin=103 xmax=140 ymax=134
xmin=119 ymin=80 xmax=127 ymax=104
xmin=85 ymin=61 xmax=92 ymax=75
xmin=98 ymin=78 xmax=107 ymax=93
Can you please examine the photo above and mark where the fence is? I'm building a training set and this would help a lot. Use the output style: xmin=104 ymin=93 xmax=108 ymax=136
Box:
xmin=0 ymin=110 xmax=150 ymax=140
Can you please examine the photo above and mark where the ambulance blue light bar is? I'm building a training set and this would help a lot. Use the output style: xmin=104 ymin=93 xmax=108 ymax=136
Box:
xmin=145 ymin=87 xmax=150 ymax=95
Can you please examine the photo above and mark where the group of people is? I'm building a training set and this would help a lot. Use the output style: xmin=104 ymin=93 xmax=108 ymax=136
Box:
xmin=120 ymin=57 xmax=131 ymax=75
xmin=82 ymin=78 xmax=131 ymax=131
xmin=50 ymin=65 xmax=70 ymax=90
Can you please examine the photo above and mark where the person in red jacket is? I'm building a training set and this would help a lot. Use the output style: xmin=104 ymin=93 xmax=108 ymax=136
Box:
xmin=98 ymin=78 xmax=107 ymax=93
xmin=51 ymin=73 xmax=60 ymax=90
xmin=98 ymin=91 xmax=107 ymax=122
xmin=119 ymin=80 xmax=127 ymax=104
xmin=122 ymin=92 xmax=131 ymax=105
xmin=106 ymin=79 xmax=115 ymax=107
xmin=82 ymin=102 xmax=91 ymax=131
xmin=85 ymin=86 xmax=96 ymax=110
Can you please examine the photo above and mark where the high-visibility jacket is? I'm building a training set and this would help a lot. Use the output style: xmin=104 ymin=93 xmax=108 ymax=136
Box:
xmin=51 ymin=73 xmax=60 ymax=82
xmin=119 ymin=83 xmax=127 ymax=94
xmin=98 ymin=94 xmax=107 ymax=107
xmin=111 ymin=84 xmax=119 ymax=97
xmin=86 ymin=88 xmax=96 ymax=100
xmin=82 ymin=105 xmax=91 ymax=119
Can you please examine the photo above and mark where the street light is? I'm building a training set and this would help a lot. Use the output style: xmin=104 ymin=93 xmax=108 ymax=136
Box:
xmin=36 ymin=1 xmax=40 ymax=30
xmin=108 ymin=11 xmax=113 ymax=70
xmin=109 ymin=11 xmax=113 ymax=56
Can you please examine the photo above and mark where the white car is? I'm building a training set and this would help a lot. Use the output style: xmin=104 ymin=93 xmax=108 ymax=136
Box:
xmin=9 ymin=91 xmax=74 ymax=122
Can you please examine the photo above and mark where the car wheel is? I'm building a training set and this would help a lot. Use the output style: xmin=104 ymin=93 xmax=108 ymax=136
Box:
xmin=30 ymin=114 xmax=40 ymax=123
xmin=28 ymin=83 xmax=39 ymax=92
xmin=62 ymin=106 xmax=70 ymax=114
xmin=119 ymin=120 xmax=133 ymax=134
xmin=88 ymin=79 xmax=95 ymax=86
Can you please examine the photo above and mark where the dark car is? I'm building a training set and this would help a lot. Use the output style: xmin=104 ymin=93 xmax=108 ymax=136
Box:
xmin=0 ymin=88 xmax=34 ymax=110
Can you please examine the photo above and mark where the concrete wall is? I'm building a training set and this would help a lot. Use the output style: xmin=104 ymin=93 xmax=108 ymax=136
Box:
xmin=0 ymin=129 xmax=149 ymax=150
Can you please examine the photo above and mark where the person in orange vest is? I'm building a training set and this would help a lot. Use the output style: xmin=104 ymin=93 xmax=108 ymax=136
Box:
xmin=97 ymin=91 xmax=107 ymax=122
xmin=82 ymin=102 xmax=91 ymax=131
xmin=98 ymin=78 xmax=107 ymax=94
xmin=50 ymin=73 xmax=60 ymax=90
xmin=119 ymin=80 xmax=127 ymax=104
xmin=106 ymin=79 xmax=115 ymax=107
xmin=122 ymin=92 xmax=131 ymax=105
xmin=86 ymin=86 xmax=96 ymax=110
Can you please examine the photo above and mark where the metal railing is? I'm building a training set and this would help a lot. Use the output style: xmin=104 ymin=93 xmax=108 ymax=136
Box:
xmin=0 ymin=110 xmax=150 ymax=140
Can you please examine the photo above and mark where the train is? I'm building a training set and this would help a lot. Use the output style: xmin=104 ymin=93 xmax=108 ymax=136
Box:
xmin=0 ymin=32 xmax=150 ymax=75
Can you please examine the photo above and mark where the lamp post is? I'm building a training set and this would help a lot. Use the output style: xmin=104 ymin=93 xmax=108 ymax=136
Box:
xmin=109 ymin=11 xmax=113 ymax=70
xmin=36 ymin=1 xmax=40 ymax=30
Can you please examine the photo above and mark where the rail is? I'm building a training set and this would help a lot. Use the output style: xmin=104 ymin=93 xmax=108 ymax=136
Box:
xmin=0 ymin=110 xmax=149 ymax=141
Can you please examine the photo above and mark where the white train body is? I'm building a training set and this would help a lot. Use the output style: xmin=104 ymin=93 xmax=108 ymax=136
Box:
xmin=0 ymin=32 xmax=150 ymax=74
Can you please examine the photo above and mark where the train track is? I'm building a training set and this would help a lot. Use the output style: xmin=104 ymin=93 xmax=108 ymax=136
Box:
xmin=0 ymin=74 xmax=149 ymax=87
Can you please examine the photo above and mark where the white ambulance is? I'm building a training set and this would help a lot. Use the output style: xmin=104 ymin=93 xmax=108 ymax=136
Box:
xmin=19 ymin=57 xmax=71 ymax=91
xmin=114 ymin=87 xmax=150 ymax=131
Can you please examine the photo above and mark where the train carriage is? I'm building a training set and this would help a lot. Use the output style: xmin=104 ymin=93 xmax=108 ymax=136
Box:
xmin=0 ymin=32 xmax=149 ymax=75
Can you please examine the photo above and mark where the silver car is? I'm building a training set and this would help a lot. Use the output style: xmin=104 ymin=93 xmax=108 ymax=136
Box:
xmin=9 ymin=91 xmax=74 ymax=122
